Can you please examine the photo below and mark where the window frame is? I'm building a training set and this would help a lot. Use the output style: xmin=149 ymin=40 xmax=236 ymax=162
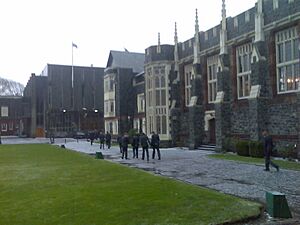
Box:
xmin=207 ymin=55 xmax=218 ymax=103
xmin=184 ymin=64 xmax=193 ymax=106
xmin=236 ymin=43 xmax=253 ymax=99
xmin=276 ymin=26 xmax=300 ymax=94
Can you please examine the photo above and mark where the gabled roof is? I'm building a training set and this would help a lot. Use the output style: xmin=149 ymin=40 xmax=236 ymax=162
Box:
xmin=106 ymin=50 xmax=145 ymax=73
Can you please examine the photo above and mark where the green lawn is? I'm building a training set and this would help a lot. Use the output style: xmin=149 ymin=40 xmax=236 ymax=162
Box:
xmin=0 ymin=144 xmax=261 ymax=225
xmin=209 ymin=153 xmax=300 ymax=171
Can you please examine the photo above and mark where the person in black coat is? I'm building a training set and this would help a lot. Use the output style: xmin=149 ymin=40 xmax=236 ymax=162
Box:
xmin=117 ymin=135 xmax=122 ymax=153
xmin=105 ymin=132 xmax=112 ymax=149
xmin=122 ymin=133 xmax=129 ymax=159
xmin=131 ymin=134 xmax=139 ymax=158
xmin=89 ymin=131 xmax=95 ymax=145
xmin=99 ymin=131 xmax=105 ymax=149
xmin=151 ymin=131 xmax=161 ymax=160
xmin=262 ymin=130 xmax=279 ymax=171
xmin=140 ymin=133 xmax=150 ymax=161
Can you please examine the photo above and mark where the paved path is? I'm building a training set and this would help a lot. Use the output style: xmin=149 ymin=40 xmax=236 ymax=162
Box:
xmin=58 ymin=140 xmax=300 ymax=219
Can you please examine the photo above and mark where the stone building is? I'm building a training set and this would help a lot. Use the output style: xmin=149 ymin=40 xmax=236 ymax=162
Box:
xmin=104 ymin=50 xmax=145 ymax=135
xmin=145 ymin=0 xmax=300 ymax=149
xmin=24 ymin=64 xmax=105 ymax=137
xmin=132 ymin=71 xmax=146 ymax=133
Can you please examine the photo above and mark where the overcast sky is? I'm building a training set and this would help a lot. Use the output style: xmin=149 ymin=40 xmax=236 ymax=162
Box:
xmin=0 ymin=0 xmax=257 ymax=85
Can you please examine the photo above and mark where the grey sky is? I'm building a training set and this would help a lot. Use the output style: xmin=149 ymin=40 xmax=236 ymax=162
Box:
xmin=0 ymin=0 xmax=257 ymax=85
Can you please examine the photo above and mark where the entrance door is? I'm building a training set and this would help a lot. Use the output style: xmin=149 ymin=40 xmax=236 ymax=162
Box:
xmin=209 ymin=118 xmax=216 ymax=144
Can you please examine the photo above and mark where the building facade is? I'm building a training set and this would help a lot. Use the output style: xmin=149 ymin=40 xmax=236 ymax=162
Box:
xmin=0 ymin=96 xmax=28 ymax=136
xmin=23 ymin=73 xmax=48 ymax=137
xmin=104 ymin=50 xmax=145 ymax=135
xmin=145 ymin=0 xmax=300 ymax=149
xmin=24 ymin=64 xmax=105 ymax=137
xmin=133 ymin=71 xmax=146 ymax=134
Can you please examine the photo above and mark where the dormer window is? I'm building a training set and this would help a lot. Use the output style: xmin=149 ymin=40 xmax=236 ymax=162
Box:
xmin=273 ymin=0 xmax=279 ymax=9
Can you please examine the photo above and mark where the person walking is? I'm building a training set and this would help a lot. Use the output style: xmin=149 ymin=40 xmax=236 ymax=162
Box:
xmin=117 ymin=134 xmax=123 ymax=153
xmin=89 ymin=131 xmax=95 ymax=145
xmin=262 ymin=130 xmax=279 ymax=172
xmin=132 ymin=134 xmax=139 ymax=158
xmin=122 ymin=133 xmax=129 ymax=159
xmin=99 ymin=131 xmax=105 ymax=149
xmin=105 ymin=132 xmax=112 ymax=149
xmin=151 ymin=131 xmax=161 ymax=160
xmin=140 ymin=133 xmax=150 ymax=161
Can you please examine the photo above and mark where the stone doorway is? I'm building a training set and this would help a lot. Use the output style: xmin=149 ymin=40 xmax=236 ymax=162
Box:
xmin=209 ymin=118 xmax=216 ymax=144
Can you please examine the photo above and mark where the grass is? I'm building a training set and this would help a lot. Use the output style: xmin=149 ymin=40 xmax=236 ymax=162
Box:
xmin=0 ymin=144 xmax=262 ymax=225
xmin=209 ymin=153 xmax=300 ymax=171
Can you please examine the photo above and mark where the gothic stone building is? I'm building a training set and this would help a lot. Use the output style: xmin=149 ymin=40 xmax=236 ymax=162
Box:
xmin=145 ymin=0 xmax=300 ymax=150
xmin=104 ymin=50 xmax=145 ymax=135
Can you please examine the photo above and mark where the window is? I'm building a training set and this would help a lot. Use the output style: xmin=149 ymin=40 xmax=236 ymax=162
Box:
xmin=110 ymin=101 xmax=114 ymax=112
xmin=273 ymin=0 xmax=278 ymax=9
xmin=104 ymin=100 xmax=115 ymax=117
xmin=207 ymin=55 xmax=218 ymax=103
xmin=1 ymin=123 xmax=7 ymax=132
xmin=205 ymin=32 xmax=208 ymax=41
xmin=104 ymin=74 xmax=115 ymax=93
xmin=184 ymin=64 xmax=193 ymax=106
xmin=234 ymin=17 xmax=238 ymax=28
xmin=9 ymin=122 xmax=13 ymax=131
xmin=276 ymin=27 xmax=300 ymax=93
xmin=236 ymin=43 xmax=252 ymax=98
xmin=137 ymin=94 xmax=145 ymax=113
xmin=145 ymin=65 xmax=169 ymax=136
xmin=245 ymin=11 xmax=250 ymax=23
xmin=213 ymin=28 xmax=217 ymax=37
xmin=1 ymin=106 xmax=8 ymax=117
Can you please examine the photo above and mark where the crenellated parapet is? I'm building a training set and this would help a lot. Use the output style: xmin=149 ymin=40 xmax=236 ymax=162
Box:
xmin=145 ymin=45 xmax=174 ymax=64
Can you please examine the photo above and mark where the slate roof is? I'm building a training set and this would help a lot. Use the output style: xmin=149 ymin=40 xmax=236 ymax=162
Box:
xmin=106 ymin=50 xmax=145 ymax=73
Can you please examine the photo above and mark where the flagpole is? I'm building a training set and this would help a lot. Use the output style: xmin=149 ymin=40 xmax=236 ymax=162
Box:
xmin=72 ymin=43 xmax=74 ymax=88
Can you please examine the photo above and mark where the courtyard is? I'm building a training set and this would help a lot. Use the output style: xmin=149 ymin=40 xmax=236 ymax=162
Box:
xmin=1 ymin=137 xmax=300 ymax=224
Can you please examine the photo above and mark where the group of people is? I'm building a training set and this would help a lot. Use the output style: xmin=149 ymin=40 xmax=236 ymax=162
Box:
xmin=88 ymin=129 xmax=277 ymax=170
xmin=89 ymin=131 xmax=112 ymax=149
xmin=117 ymin=132 xmax=161 ymax=161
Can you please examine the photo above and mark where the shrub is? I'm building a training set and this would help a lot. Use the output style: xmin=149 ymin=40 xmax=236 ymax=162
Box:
xmin=223 ymin=137 xmax=231 ymax=152
xmin=249 ymin=141 xmax=264 ymax=158
xmin=128 ymin=128 xmax=138 ymax=138
xmin=223 ymin=137 xmax=238 ymax=153
xmin=277 ymin=144 xmax=298 ymax=159
xmin=236 ymin=140 xmax=249 ymax=156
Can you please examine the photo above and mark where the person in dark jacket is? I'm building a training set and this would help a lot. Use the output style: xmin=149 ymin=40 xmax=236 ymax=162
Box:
xmin=262 ymin=130 xmax=279 ymax=171
xmin=117 ymin=135 xmax=122 ymax=153
xmin=131 ymin=134 xmax=139 ymax=158
xmin=122 ymin=133 xmax=129 ymax=159
xmin=140 ymin=133 xmax=150 ymax=161
xmin=105 ymin=132 xmax=112 ymax=149
xmin=151 ymin=131 xmax=161 ymax=160
xmin=99 ymin=131 xmax=105 ymax=149
xmin=89 ymin=131 xmax=95 ymax=145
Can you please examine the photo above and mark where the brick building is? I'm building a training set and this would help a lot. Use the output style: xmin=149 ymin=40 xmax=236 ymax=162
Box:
xmin=145 ymin=0 xmax=300 ymax=149
xmin=0 ymin=96 xmax=28 ymax=136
